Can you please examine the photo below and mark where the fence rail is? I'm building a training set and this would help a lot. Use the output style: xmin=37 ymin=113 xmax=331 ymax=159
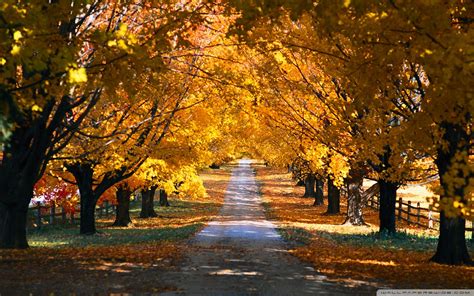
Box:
xmin=29 ymin=201 xmax=116 ymax=229
xmin=366 ymin=195 xmax=474 ymax=238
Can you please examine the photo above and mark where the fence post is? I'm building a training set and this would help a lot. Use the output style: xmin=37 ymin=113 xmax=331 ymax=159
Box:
xmin=49 ymin=201 xmax=55 ymax=225
xmin=471 ymin=220 xmax=474 ymax=241
xmin=416 ymin=202 xmax=421 ymax=225
xmin=36 ymin=202 xmax=42 ymax=229
xmin=105 ymin=201 xmax=109 ymax=216
xmin=61 ymin=207 xmax=66 ymax=224
xmin=428 ymin=211 xmax=433 ymax=229
xmin=397 ymin=198 xmax=402 ymax=221
xmin=407 ymin=201 xmax=411 ymax=225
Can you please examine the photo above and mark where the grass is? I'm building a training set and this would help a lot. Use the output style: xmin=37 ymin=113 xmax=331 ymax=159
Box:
xmin=276 ymin=225 xmax=444 ymax=252
xmin=318 ymin=229 xmax=442 ymax=251
xmin=28 ymin=223 xmax=203 ymax=248
xmin=277 ymin=227 xmax=313 ymax=245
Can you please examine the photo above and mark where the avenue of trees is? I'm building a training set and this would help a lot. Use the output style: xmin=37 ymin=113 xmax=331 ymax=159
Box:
xmin=0 ymin=0 xmax=472 ymax=266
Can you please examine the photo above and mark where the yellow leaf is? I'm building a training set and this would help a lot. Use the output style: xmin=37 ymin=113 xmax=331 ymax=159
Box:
xmin=13 ymin=30 xmax=22 ymax=41
xmin=117 ymin=39 xmax=128 ymax=51
xmin=11 ymin=45 xmax=20 ymax=55
xmin=343 ymin=0 xmax=351 ymax=8
xmin=31 ymin=105 xmax=43 ymax=112
xmin=67 ymin=67 xmax=88 ymax=84
xmin=116 ymin=23 xmax=128 ymax=38
xmin=107 ymin=40 xmax=117 ymax=47
xmin=0 ymin=58 xmax=6 ymax=66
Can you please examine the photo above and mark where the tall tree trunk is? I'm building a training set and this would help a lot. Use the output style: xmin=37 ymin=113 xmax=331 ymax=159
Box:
xmin=140 ymin=186 xmax=158 ymax=218
xmin=313 ymin=178 xmax=324 ymax=206
xmin=432 ymin=214 xmax=470 ymax=265
xmin=303 ymin=174 xmax=316 ymax=198
xmin=431 ymin=122 xmax=471 ymax=265
xmin=0 ymin=196 xmax=30 ymax=249
xmin=113 ymin=184 xmax=132 ymax=227
xmin=326 ymin=177 xmax=340 ymax=214
xmin=344 ymin=169 xmax=365 ymax=225
xmin=295 ymin=179 xmax=305 ymax=186
xmin=140 ymin=189 xmax=150 ymax=218
xmin=159 ymin=189 xmax=170 ymax=207
xmin=80 ymin=193 xmax=98 ymax=235
xmin=66 ymin=162 xmax=99 ymax=235
xmin=0 ymin=127 xmax=46 ymax=248
xmin=378 ymin=180 xmax=398 ymax=234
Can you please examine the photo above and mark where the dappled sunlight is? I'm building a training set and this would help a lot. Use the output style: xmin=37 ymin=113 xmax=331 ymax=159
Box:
xmin=343 ymin=259 xmax=397 ymax=267
xmin=210 ymin=269 xmax=263 ymax=276
xmin=281 ymin=222 xmax=377 ymax=235
xmin=83 ymin=261 xmax=145 ymax=273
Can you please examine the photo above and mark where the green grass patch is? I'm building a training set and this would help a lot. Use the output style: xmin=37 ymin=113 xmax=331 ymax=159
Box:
xmin=28 ymin=223 xmax=203 ymax=248
xmin=260 ymin=201 xmax=277 ymax=220
xmin=277 ymin=227 xmax=313 ymax=245
xmin=317 ymin=230 xmax=446 ymax=252
xmin=129 ymin=199 xmax=221 ymax=217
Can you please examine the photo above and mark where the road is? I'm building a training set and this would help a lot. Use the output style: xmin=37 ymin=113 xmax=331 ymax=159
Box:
xmin=162 ymin=159 xmax=376 ymax=295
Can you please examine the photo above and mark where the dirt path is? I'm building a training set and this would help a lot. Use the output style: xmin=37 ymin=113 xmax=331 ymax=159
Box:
xmin=161 ymin=160 xmax=377 ymax=295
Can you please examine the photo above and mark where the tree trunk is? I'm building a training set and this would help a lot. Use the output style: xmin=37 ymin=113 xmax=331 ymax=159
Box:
xmin=326 ymin=177 xmax=340 ymax=214
xmin=113 ymin=184 xmax=132 ymax=227
xmin=313 ymin=178 xmax=324 ymax=206
xmin=0 ymin=126 xmax=47 ymax=248
xmin=0 ymin=197 xmax=30 ymax=249
xmin=80 ymin=193 xmax=97 ymax=235
xmin=140 ymin=189 xmax=150 ymax=218
xmin=431 ymin=122 xmax=471 ymax=265
xmin=344 ymin=169 xmax=365 ymax=225
xmin=140 ymin=186 xmax=158 ymax=218
xmin=159 ymin=189 xmax=170 ymax=207
xmin=66 ymin=162 xmax=99 ymax=235
xmin=431 ymin=213 xmax=470 ymax=265
xmin=303 ymin=174 xmax=316 ymax=198
xmin=378 ymin=180 xmax=398 ymax=234
xmin=295 ymin=179 xmax=305 ymax=186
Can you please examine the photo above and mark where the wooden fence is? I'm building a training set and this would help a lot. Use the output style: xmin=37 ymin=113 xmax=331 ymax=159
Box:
xmin=29 ymin=201 xmax=116 ymax=229
xmin=366 ymin=195 xmax=474 ymax=238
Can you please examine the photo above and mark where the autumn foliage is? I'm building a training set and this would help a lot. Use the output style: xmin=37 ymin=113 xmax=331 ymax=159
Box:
xmin=0 ymin=0 xmax=472 ymax=270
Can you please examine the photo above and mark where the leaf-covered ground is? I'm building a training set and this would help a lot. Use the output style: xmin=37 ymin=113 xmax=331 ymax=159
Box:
xmin=255 ymin=165 xmax=474 ymax=289
xmin=0 ymin=167 xmax=231 ymax=295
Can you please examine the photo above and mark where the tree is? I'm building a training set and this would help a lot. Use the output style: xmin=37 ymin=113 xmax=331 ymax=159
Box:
xmin=225 ymin=0 xmax=473 ymax=265
xmin=0 ymin=0 xmax=211 ymax=245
